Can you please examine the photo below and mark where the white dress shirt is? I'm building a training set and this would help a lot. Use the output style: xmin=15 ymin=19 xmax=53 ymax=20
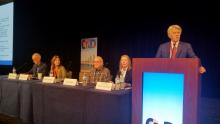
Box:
xmin=170 ymin=41 xmax=179 ymax=58
xmin=119 ymin=68 xmax=127 ymax=83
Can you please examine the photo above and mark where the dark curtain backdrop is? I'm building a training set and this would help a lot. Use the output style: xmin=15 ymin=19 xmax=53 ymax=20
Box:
xmin=0 ymin=1 xmax=220 ymax=98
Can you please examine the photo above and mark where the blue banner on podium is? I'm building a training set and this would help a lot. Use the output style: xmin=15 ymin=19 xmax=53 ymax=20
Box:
xmin=142 ymin=72 xmax=184 ymax=124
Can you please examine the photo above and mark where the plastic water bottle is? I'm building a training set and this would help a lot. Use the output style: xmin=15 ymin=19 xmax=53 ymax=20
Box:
xmin=12 ymin=67 xmax=16 ymax=73
xmin=82 ymin=73 xmax=88 ymax=86
xmin=49 ymin=70 xmax=53 ymax=77
xmin=115 ymin=76 xmax=120 ymax=90
xmin=115 ymin=76 xmax=120 ymax=84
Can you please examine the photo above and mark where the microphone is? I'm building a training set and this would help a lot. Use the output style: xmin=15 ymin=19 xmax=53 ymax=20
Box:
xmin=104 ymin=62 xmax=109 ymax=67
xmin=66 ymin=61 xmax=72 ymax=69
xmin=16 ymin=62 xmax=29 ymax=73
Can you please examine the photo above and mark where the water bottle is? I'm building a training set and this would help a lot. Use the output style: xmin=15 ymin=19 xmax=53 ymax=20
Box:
xmin=82 ymin=73 xmax=87 ymax=86
xmin=49 ymin=70 xmax=53 ymax=77
xmin=115 ymin=76 xmax=120 ymax=84
xmin=12 ymin=67 xmax=16 ymax=73
xmin=115 ymin=76 xmax=120 ymax=90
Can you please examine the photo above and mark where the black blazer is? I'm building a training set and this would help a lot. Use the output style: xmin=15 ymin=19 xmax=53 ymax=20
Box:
xmin=28 ymin=62 xmax=47 ymax=77
xmin=117 ymin=69 xmax=132 ymax=84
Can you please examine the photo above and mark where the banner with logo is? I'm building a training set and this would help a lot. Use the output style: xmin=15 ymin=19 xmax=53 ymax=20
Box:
xmin=80 ymin=37 xmax=97 ymax=72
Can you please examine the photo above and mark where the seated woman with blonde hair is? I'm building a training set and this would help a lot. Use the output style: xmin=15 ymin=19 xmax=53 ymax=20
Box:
xmin=50 ymin=55 xmax=66 ymax=80
xmin=115 ymin=54 xmax=132 ymax=85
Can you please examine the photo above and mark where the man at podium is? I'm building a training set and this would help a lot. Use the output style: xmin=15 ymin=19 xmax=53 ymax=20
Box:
xmin=155 ymin=24 xmax=206 ymax=74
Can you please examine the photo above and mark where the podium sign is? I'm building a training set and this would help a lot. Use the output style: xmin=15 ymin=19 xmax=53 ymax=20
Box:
xmin=132 ymin=58 xmax=200 ymax=124
xmin=142 ymin=72 xmax=184 ymax=124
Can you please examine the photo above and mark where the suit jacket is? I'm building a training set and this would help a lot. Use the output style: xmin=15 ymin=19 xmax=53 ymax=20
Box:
xmin=156 ymin=41 xmax=197 ymax=58
xmin=117 ymin=69 xmax=132 ymax=84
xmin=125 ymin=69 xmax=132 ymax=84
xmin=28 ymin=62 xmax=47 ymax=77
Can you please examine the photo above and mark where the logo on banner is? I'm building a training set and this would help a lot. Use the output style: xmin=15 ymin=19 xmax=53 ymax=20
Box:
xmin=81 ymin=38 xmax=97 ymax=49
xmin=145 ymin=118 xmax=172 ymax=124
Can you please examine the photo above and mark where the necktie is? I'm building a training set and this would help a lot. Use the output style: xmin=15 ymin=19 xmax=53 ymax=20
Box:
xmin=171 ymin=43 xmax=177 ymax=59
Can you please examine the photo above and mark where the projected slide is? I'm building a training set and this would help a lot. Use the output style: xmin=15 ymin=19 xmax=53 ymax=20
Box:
xmin=142 ymin=72 xmax=184 ymax=124
xmin=0 ymin=2 xmax=13 ymax=65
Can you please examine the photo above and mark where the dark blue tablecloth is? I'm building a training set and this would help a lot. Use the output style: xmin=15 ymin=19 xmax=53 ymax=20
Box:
xmin=0 ymin=76 xmax=132 ymax=124
xmin=0 ymin=76 xmax=40 ymax=124
xmin=32 ymin=83 xmax=131 ymax=124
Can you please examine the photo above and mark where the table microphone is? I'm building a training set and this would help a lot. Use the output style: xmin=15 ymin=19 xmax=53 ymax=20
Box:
xmin=16 ymin=62 xmax=28 ymax=73
xmin=93 ymin=69 xmax=97 ymax=83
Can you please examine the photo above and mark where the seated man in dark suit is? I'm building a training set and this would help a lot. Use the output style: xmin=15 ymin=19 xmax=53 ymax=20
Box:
xmin=28 ymin=53 xmax=47 ymax=77
xmin=156 ymin=24 xmax=206 ymax=74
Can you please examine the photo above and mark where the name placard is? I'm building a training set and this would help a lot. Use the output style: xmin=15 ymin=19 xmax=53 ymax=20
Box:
xmin=95 ymin=82 xmax=113 ymax=91
xmin=18 ymin=74 xmax=29 ymax=80
xmin=63 ymin=78 xmax=77 ymax=86
xmin=42 ymin=76 xmax=55 ymax=83
xmin=8 ymin=73 xmax=17 ymax=79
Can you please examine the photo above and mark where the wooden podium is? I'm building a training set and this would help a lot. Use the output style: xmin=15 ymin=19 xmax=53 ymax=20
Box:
xmin=132 ymin=58 xmax=201 ymax=124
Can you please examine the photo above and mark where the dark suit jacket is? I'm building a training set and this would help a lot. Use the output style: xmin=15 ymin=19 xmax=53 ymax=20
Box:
xmin=156 ymin=41 xmax=197 ymax=58
xmin=117 ymin=69 xmax=132 ymax=84
xmin=28 ymin=62 xmax=47 ymax=77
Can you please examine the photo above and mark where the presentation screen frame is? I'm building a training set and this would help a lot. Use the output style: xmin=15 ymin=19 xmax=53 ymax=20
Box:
xmin=0 ymin=2 xmax=14 ymax=65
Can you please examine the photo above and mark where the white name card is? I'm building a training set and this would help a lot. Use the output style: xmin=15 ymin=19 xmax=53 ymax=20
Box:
xmin=18 ymin=74 xmax=29 ymax=80
xmin=95 ymin=82 xmax=113 ymax=91
xmin=42 ymin=76 xmax=55 ymax=83
xmin=8 ymin=73 xmax=17 ymax=79
xmin=63 ymin=78 xmax=77 ymax=86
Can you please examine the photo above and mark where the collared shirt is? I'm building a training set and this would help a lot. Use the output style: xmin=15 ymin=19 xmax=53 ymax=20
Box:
xmin=170 ymin=41 xmax=179 ymax=58
xmin=115 ymin=68 xmax=128 ymax=83
xmin=89 ymin=67 xmax=111 ymax=83
xmin=120 ymin=68 xmax=128 ymax=82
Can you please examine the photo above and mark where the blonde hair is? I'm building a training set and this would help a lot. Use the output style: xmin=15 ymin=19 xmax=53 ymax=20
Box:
xmin=119 ymin=54 xmax=132 ymax=70
xmin=51 ymin=55 xmax=61 ymax=69
xmin=167 ymin=24 xmax=182 ymax=38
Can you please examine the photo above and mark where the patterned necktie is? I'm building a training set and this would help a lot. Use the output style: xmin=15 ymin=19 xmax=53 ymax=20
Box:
xmin=171 ymin=43 xmax=177 ymax=59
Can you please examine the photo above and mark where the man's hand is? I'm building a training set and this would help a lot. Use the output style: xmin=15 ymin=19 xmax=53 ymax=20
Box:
xmin=199 ymin=66 xmax=206 ymax=74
